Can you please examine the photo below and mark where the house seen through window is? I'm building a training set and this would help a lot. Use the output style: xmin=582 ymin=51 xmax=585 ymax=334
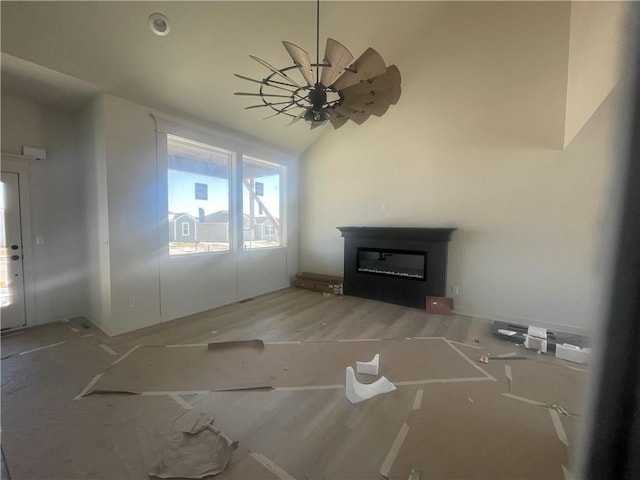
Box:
xmin=167 ymin=135 xmax=232 ymax=255
xmin=242 ymin=156 xmax=283 ymax=249
xmin=167 ymin=135 xmax=286 ymax=255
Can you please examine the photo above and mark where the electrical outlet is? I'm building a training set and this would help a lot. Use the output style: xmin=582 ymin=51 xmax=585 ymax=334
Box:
xmin=128 ymin=297 xmax=135 ymax=308
xmin=454 ymin=286 xmax=460 ymax=295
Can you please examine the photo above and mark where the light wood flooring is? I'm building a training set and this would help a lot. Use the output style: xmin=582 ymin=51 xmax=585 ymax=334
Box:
xmin=0 ymin=288 xmax=591 ymax=479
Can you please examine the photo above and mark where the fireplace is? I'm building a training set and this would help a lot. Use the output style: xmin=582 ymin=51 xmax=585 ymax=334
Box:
xmin=338 ymin=227 xmax=455 ymax=309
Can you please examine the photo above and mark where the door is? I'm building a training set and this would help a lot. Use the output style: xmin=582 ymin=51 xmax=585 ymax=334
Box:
xmin=1 ymin=172 xmax=26 ymax=329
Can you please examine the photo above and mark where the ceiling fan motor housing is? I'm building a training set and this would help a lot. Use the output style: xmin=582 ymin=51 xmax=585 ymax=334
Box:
xmin=304 ymin=84 xmax=331 ymax=125
xmin=309 ymin=83 xmax=327 ymax=110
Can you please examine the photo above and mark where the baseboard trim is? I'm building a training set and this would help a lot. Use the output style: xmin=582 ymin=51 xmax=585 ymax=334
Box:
xmin=452 ymin=307 xmax=593 ymax=337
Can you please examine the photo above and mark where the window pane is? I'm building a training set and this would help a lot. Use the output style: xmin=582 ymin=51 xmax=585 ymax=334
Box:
xmin=242 ymin=156 xmax=283 ymax=249
xmin=167 ymin=135 xmax=232 ymax=255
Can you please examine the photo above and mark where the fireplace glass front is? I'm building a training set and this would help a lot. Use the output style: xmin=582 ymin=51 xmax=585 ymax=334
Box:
xmin=356 ymin=248 xmax=427 ymax=281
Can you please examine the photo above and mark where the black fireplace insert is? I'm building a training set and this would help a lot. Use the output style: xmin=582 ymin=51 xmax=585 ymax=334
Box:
xmin=338 ymin=227 xmax=455 ymax=309
xmin=356 ymin=248 xmax=427 ymax=281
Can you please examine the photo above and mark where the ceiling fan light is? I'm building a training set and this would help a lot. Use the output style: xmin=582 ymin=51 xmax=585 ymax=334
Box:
xmin=304 ymin=108 xmax=331 ymax=126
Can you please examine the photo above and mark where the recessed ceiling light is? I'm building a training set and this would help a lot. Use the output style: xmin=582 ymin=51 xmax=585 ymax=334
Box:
xmin=149 ymin=13 xmax=170 ymax=36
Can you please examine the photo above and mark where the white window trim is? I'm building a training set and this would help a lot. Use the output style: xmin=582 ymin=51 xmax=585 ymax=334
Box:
xmin=152 ymin=113 xmax=295 ymax=164
xmin=242 ymin=155 xmax=286 ymax=250
xmin=152 ymin=112 xmax=292 ymax=258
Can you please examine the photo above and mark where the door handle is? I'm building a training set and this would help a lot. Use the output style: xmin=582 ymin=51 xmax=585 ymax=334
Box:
xmin=11 ymin=255 xmax=20 ymax=261
xmin=10 ymin=245 xmax=19 ymax=250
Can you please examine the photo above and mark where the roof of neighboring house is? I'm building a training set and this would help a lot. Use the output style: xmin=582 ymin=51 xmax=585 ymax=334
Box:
xmin=202 ymin=210 xmax=278 ymax=224
xmin=253 ymin=216 xmax=271 ymax=225
xmin=203 ymin=210 xmax=232 ymax=223
xmin=170 ymin=212 xmax=197 ymax=222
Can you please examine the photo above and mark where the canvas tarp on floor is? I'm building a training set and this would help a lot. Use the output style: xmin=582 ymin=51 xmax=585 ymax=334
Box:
xmin=87 ymin=338 xmax=489 ymax=394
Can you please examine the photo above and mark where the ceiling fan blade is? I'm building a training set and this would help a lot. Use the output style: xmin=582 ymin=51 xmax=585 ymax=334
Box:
xmin=348 ymin=110 xmax=370 ymax=125
xmin=245 ymin=101 xmax=293 ymax=110
xmin=344 ymin=86 xmax=401 ymax=105
xmin=333 ymin=104 xmax=355 ymax=116
xmin=282 ymin=41 xmax=315 ymax=86
xmin=234 ymin=73 xmax=265 ymax=85
xmin=342 ymin=100 xmax=390 ymax=117
xmin=329 ymin=113 xmax=349 ymax=129
xmin=249 ymin=55 xmax=303 ymax=88
xmin=342 ymin=85 xmax=401 ymax=116
xmin=331 ymin=48 xmax=387 ymax=90
xmin=340 ymin=65 xmax=401 ymax=99
xmin=234 ymin=92 xmax=293 ymax=98
xmin=234 ymin=73 xmax=298 ymax=93
xmin=333 ymin=104 xmax=370 ymax=125
xmin=320 ymin=38 xmax=354 ymax=87
xmin=262 ymin=102 xmax=299 ymax=120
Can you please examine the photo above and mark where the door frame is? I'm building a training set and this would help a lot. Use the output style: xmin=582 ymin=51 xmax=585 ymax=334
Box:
xmin=1 ymin=153 xmax=36 ymax=329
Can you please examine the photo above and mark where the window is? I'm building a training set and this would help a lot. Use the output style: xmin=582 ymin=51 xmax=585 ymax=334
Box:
xmin=165 ymin=133 xmax=287 ymax=256
xmin=167 ymin=135 xmax=232 ymax=255
xmin=242 ymin=156 xmax=284 ymax=249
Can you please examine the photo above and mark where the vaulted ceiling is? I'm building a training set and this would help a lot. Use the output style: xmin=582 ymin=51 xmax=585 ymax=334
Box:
xmin=1 ymin=1 xmax=627 ymax=155
xmin=1 ymin=1 xmax=446 ymax=154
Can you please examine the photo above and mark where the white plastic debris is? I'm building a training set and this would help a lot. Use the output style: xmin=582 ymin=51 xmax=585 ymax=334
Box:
xmin=524 ymin=335 xmax=547 ymax=353
xmin=527 ymin=326 xmax=547 ymax=339
xmin=498 ymin=329 xmax=517 ymax=336
xmin=345 ymin=366 xmax=396 ymax=404
xmin=524 ymin=326 xmax=548 ymax=353
xmin=356 ymin=353 xmax=380 ymax=375
xmin=555 ymin=343 xmax=591 ymax=364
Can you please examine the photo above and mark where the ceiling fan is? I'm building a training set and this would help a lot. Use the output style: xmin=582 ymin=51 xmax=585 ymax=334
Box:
xmin=234 ymin=0 xmax=401 ymax=129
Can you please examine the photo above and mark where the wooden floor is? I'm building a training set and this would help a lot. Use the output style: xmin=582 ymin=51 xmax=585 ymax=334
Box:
xmin=0 ymin=288 xmax=590 ymax=479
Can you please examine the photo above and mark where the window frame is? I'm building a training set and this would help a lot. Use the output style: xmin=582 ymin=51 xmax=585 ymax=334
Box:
xmin=166 ymin=134 xmax=235 ymax=256
xmin=154 ymin=118 xmax=289 ymax=259
xmin=241 ymin=154 xmax=286 ymax=251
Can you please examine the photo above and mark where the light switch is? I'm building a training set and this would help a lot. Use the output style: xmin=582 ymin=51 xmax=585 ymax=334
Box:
xmin=36 ymin=236 xmax=44 ymax=245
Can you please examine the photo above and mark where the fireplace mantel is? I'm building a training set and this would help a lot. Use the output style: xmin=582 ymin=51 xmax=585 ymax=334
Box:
xmin=337 ymin=227 xmax=455 ymax=242
xmin=337 ymin=226 xmax=456 ymax=309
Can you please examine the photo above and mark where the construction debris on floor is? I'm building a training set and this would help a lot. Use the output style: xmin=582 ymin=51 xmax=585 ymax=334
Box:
xmin=0 ymin=290 xmax=590 ymax=479
xmin=150 ymin=415 xmax=238 ymax=479
xmin=291 ymin=271 xmax=344 ymax=295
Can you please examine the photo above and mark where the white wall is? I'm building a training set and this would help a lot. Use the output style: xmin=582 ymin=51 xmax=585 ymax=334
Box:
xmin=78 ymin=95 xmax=111 ymax=332
xmin=299 ymin=2 xmax=622 ymax=334
xmin=1 ymin=92 xmax=298 ymax=336
xmin=96 ymin=95 xmax=298 ymax=335
xmin=101 ymin=95 xmax=161 ymax=335
xmin=1 ymin=93 xmax=89 ymax=326
xmin=564 ymin=1 xmax=627 ymax=147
